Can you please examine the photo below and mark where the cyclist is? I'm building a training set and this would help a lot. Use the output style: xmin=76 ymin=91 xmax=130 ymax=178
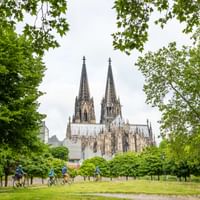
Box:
xmin=62 ymin=165 xmax=68 ymax=183
xmin=15 ymin=165 xmax=26 ymax=185
xmin=94 ymin=166 xmax=101 ymax=181
xmin=48 ymin=168 xmax=55 ymax=185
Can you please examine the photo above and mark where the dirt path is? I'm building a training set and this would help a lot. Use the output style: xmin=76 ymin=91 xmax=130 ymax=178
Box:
xmin=92 ymin=193 xmax=200 ymax=200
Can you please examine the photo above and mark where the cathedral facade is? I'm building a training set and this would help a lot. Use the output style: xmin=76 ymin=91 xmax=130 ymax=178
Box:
xmin=65 ymin=57 xmax=154 ymax=162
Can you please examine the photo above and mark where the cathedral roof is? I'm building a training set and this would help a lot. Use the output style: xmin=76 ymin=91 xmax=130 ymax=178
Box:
xmin=78 ymin=56 xmax=90 ymax=101
xmin=111 ymin=115 xmax=125 ymax=126
xmin=70 ymin=123 xmax=105 ymax=136
xmin=129 ymin=124 xmax=150 ymax=138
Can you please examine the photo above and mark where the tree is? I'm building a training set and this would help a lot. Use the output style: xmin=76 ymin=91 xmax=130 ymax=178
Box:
xmin=0 ymin=1 xmax=69 ymax=151
xmin=0 ymin=26 xmax=45 ymax=151
xmin=24 ymin=153 xmax=50 ymax=184
xmin=0 ymin=164 xmax=3 ymax=187
xmin=68 ymin=168 xmax=78 ymax=181
xmin=79 ymin=162 xmax=95 ymax=181
xmin=110 ymin=152 xmax=139 ymax=180
xmin=49 ymin=157 xmax=65 ymax=178
xmin=139 ymin=147 xmax=163 ymax=180
xmin=113 ymin=0 xmax=200 ymax=53
xmin=136 ymin=42 xmax=200 ymax=158
xmin=83 ymin=157 xmax=108 ymax=177
xmin=0 ymin=0 xmax=69 ymax=55
xmin=0 ymin=145 xmax=20 ymax=187
xmin=49 ymin=146 xmax=69 ymax=161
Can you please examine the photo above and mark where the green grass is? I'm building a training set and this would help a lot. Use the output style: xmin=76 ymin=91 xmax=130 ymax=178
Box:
xmin=0 ymin=180 xmax=200 ymax=200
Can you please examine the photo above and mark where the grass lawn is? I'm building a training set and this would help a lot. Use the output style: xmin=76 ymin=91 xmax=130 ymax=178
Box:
xmin=0 ymin=180 xmax=199 ymax=200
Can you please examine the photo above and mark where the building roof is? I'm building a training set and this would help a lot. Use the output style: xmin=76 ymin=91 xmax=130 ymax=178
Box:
xmin=70 ymin=123 xmax=105 ymax=136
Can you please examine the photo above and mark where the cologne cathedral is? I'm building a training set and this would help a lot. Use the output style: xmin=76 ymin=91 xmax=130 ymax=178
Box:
xmin=64 ymin=57 xmax=154 ymax=162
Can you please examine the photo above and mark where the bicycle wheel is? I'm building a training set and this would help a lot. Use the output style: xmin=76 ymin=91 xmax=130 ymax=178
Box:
xmin=67 ymin=178 xmax=72 ymax=185
xmin=47 ymin=179 xmax=52 ymax=187
xmin=13 ymin=178 xmax=20 ymax=188
xmin=53 ymin=178 xmax=57 ymax=185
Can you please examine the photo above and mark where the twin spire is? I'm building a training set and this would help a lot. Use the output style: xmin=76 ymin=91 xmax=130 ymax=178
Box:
xmin=78 ymin=56 xmax=90 ymax=101
xmin=105 ymin=58 xmax=117 ymax=107
xmin=73 ymin=56 xmax=121 ymax=124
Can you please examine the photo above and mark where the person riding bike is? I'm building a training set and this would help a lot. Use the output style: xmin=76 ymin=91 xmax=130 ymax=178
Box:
xmin=14 ymin=165 xmax=26 ymax=186
xmin=48 ymin=168 xmax=55 ymax=185
xmin=62 ymin=165 xmax=69 ymax=183
xmin=94 ymin=166 xmax=101 ymax=181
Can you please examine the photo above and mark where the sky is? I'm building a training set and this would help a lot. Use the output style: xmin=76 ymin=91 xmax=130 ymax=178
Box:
xmin=38 ymin=0 xmax=192 ymax=142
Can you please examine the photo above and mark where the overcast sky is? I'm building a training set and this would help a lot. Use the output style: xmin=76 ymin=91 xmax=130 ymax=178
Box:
xmin=38 ymin=0 xmax=192 ymax=142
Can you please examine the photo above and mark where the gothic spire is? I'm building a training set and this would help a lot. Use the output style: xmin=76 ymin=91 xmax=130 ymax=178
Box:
xmin=100 ymin=58 xmax=121 ymax=124
xmin=105 ymin=58 xmax=117 ymax=105
xmin=73 ymin=56 xmax=96 ymax=123
xmin=78 ymin=56 xmax=90 ymax=101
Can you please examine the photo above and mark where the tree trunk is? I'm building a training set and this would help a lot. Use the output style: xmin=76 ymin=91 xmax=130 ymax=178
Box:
xmin=0 ymin=176 xmax=3 ymax=187
xmin=31 ymin=177 xmax=33 ymax=185
xmin=27 ymin=176 xmax=29 ymax=186
xmin=150 ymin=175 xmax=152 ymax=180
xmin=184 ymin=176 xmax=187 ymax=182
xmin=42 ymin=178 xmax=44 ymax=184
xmin=84 ymin=176 xmax=86 ymax=181
xmin=126 ymin=176 xmax=128 ymax=180
xmin=158 ymin=175 xmax=160 ymax=181
xmin=4 ymin=174 xmax=8 ymax=187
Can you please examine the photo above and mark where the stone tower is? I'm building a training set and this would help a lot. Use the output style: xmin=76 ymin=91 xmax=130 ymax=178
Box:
xmin=100 ymin=58 xmax=121 ymax=124
xmin=73 ymin=56 xmax=96 ymax=123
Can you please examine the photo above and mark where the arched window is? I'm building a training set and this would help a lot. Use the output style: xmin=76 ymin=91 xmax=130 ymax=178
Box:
xmin=83 ymin=110 xmax=88 ymax=121
xmin=79 ymin=109 xmax=81 ymax=117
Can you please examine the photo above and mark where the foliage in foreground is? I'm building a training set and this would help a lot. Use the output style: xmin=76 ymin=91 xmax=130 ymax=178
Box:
xmin=0 ymin=0 xmax=69 ymax=55
xmin=113 ymin=0 xmax=200 ymax=53
xmin=0 ymin=27 xmax=45 ymax=151
xmin=136 ymin=42 xmax=200 ymax=177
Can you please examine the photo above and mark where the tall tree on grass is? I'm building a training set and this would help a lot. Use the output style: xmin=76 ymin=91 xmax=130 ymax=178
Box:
xmin=136 ymin=42 xmax=200 ymax=161
xmin=0 ymin=0 xmax=69 ymax=150
xmin=140 ymin=147 xmax=163 ymax=180
xmin=0 ymin=27 xmax=45 ymax=150
xmin=110 ymin=152 xmax=139 ymax=180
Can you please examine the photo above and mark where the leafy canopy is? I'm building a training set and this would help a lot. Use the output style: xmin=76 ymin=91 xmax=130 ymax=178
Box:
xmin=0 ymin=0 xmax=69 ymax=55
xmin=113 ymin=0 xmax=200 ymax=53
xmin=136 ymin=42 xmax=200 ymax=161
xmin=136 ymin=42 xmax=200 ymax=136
xmin=49 ymin=146 xmax=69 ymax=161
xmin=0 ymin=26 xmax=45 ymax=150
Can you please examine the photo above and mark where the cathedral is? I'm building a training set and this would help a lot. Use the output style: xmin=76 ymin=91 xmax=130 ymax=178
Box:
xmin=63 ymin=57 xmax=155 ymax=162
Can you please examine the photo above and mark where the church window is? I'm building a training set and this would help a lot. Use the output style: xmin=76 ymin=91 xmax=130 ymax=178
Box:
xmin=83 ymin=110 xmax=88 ymax=121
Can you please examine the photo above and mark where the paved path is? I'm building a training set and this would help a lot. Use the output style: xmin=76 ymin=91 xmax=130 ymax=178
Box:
xmin=92 ymin=193 xmax=200 ymax=200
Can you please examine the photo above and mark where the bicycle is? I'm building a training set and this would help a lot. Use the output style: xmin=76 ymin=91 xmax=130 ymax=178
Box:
xmin=13 ymin=174 xmax=26 ymax=188
xmin=94 ymin=174 xmax=101 ymax=182
xmin=47 ymin=177 xmax=57 ymax=186
xmin=62 ymin=174 xmax=72 ymax=185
